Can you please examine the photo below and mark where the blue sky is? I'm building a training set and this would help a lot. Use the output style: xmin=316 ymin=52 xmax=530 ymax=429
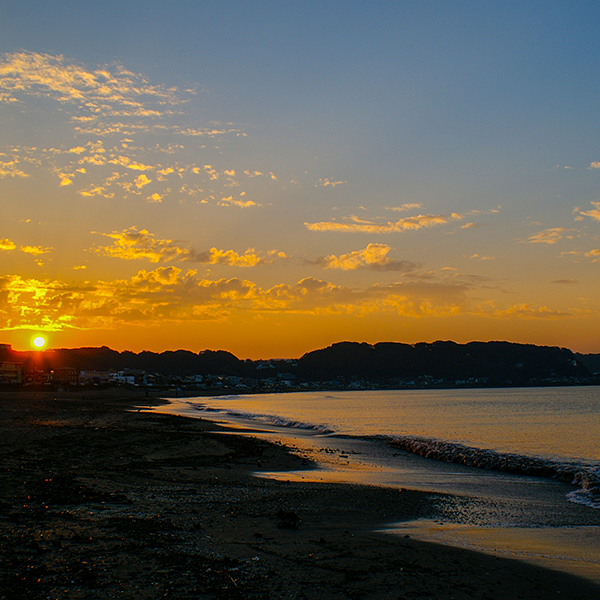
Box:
xmin=2 ymin=1 xmax=600 ymax=357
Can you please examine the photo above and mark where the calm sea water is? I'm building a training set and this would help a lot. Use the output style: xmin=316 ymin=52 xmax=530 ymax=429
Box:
xmin=189 ymin=387 xmax=600 ymax=461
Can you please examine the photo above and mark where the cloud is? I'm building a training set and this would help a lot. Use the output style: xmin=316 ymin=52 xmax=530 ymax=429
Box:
xmin=78 ymin=185 xmax=114 ymax=198
xmin=588 ymin=162 xmax=600 ymax=169
xmin=93 ymin=227 xmax=281 ymax=266
xmin=128 ymin=163 xmax=154 ymax=171
xmin=574 ymin=201 xmax=600 ymax=222
xmin=550 ymin=279 xmax=577 ymax=284
xmin=0 ymin=157 xmax=29 ymax=178
xmin=0 ymin=52 xmax=247 ymax=196
xmin=0 ymin=275 xmax=77 ymax=331
xmin=526 ymin=227 xmax=569 ymax=244
xmin=203 ymin=165 xmax=219 ymax=180
xmin=491 ymin=303 xmax=572 ymax=319
xmin=243 ymin=170 xmax=276 ymax=180
xmin=17 ymin=245 xmax=52 ymax=266
xmin=191 ymin=248 xmax=265 ymax=267
xmin=0 ymin=51 xmax=184 ymax=117
xmin=20 ymin=245 xmax=51 ymax=256
xmin=3 ymin=261 xmax=577 ymax=333
xmin=585 ymin=249 xmax=600 ymax=261
xmin=108 ymin=156 xmax=131 ymax=167
xmin=134 ymin=174 xmax=151 ymax=188
xmin=0 ymin=239 xmax=16 ymax=251
xmin=1 ymin=240 xmax=54 ymax=256
xmin=0 ymin=267 xmax=476 ymax=331
xmin=93 ymin=228 xmax=189 ymax=263
xmin=309 ymin=243 xmax=418 ymax=272
xmin=469 ymin=254 xmax=495 ymax=260
xmin=461 ymin=222 xmax=490 ymax=229
xmin=305 ymin=212 xmax=464 ymax=233
xmin=78 ymin=154 xmax=107 ymax=166
xmin=0 ymin=52 xmax=288 ymax=214
xmin=157 ymin=167 xmax=175 ymax=180
xmin=218 ymin=195 xmax=259 ymax=208
xmin=387 ymin=203 xmax=422 ymax=212
xmin=317 ymin=178 xmax=345 ymax=188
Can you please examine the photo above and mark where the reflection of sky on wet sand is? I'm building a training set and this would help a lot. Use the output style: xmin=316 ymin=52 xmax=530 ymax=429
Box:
xmin=385 ymin=522 xmax=600 ymax=587
xmin=251 ymin=430 xmax=600 ymax=587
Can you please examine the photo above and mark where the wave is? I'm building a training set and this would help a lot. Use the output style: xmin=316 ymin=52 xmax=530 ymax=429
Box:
xmin=185 ymin=402 xmax=334 ymax=434
xmin=379 ymin=435 xmax=600 ymax=509
xmin=177 ymin=399 xmax=600 ymax=509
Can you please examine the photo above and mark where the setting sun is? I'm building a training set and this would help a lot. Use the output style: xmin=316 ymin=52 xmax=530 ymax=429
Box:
xmin=33 ymin=336 xmax=46 ymax=349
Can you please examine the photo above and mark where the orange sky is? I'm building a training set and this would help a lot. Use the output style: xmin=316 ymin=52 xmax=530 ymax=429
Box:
xmin=2 ymin=4 xmax=600 ymax=358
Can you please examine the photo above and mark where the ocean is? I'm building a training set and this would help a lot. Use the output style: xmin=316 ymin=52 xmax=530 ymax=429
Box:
xmin=155 ymin=386 xmax=600 ymax=583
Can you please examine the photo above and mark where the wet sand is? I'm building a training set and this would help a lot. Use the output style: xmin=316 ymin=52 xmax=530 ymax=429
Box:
xmin=1 ymin=390 xmax=599 ymax=599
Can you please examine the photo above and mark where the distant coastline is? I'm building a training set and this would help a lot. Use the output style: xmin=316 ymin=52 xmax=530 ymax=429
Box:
xmin=2 ymin=339 xmax=600 ymax=394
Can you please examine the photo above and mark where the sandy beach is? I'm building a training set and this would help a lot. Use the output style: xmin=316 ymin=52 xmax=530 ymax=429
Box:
xmin=1 ymin=390 xmax=599 ymax=599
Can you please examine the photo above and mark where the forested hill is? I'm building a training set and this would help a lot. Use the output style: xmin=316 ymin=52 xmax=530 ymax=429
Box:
xmin=296 ymin=341 xmax=594 ymax=386
xmin=1 ymin=346 xmax=243 ymax=377
xmin=576 ymin=352 xmax=600 ymax=375
xmin=2 ymin=341 xmax=598 ymax=387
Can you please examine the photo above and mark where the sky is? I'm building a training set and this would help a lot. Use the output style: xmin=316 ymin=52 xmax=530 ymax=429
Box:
xmin=1 ymin=1 xmax=600 ymax=359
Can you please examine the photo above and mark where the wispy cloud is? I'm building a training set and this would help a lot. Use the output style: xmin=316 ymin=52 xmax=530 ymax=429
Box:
xmin=387 ymin=203 xmax=422 ymax=212
xmin=0 ymin=50 xmax=184 ymax=119
xmin=0 ymin=52 xmax=190 ymax=135
xmin=585 ymin=249 xmax=600 ymax=262
xmin=308 ymin=243 xmax=418 ymax=272
xmin=0 ymin=156 xmax=29 ymax=178
xmin=305 ymin=212 xmax=464 ymax=233
xmin=574 ymin=200 xmax=600 ymax=222
xmin=316 ymin=178 xmax=345 ymax=188
xmin=0 ymin=239 xmax=54 ymax=262
xmin=461 ymin=222 xmax=490 ymax=229
xmin=218 ymin=195 xmax=260 ymax=208
xmin=526 ymin=227 xmax=571 ymax=244
xmin=491 ymin=303 xmax=573 ymax=319
xmin=243 ymin=170 xmax=277 ymax=180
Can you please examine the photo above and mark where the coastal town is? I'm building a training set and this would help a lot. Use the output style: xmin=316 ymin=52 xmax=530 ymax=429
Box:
xmin=2 ymin=341 xmax=599 ymax=394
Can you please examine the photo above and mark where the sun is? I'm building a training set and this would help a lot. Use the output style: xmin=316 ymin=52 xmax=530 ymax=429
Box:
xmin=33 ymin=336 xmax=46 ymax=349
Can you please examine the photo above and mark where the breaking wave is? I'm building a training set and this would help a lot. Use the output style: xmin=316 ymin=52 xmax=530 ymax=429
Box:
xmin=380 ymin=435 xmax=600 ymax=509
xmin=178 ymin=398 xmax=600 ymax=509
xmin=187 ymin=402 xmax=334 ymax=434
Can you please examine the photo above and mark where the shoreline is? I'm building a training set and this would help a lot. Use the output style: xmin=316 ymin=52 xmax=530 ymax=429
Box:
xmin=154 ymin=395 xmax=600 ymax=586
xmin=1 ymin=390 xmax=599 ymax=599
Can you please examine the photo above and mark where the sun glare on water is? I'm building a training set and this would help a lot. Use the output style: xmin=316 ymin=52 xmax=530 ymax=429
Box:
xmin=33 ymin=336 xmax=46 ymax=348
